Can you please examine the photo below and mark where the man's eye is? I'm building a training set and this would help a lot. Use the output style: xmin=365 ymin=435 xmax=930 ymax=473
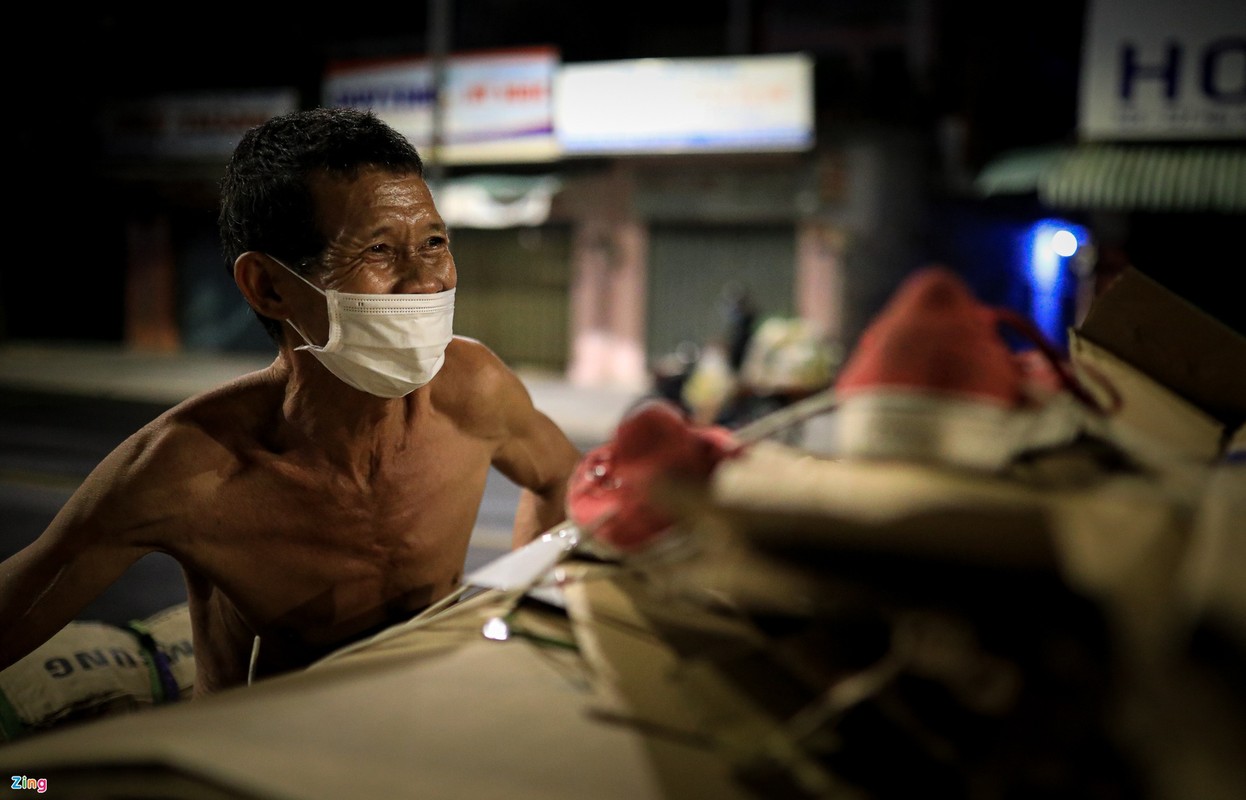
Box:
xmin=425 ymin=236 xmax=448 ymax=249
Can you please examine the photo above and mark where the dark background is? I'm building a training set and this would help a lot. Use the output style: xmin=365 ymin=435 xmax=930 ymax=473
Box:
xmin=6 ymin=0 xmax=1109 ymax=343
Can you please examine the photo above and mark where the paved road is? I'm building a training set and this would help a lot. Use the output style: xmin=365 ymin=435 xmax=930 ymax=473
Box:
xmin=0 ymin=386 xmax=596 ymax=627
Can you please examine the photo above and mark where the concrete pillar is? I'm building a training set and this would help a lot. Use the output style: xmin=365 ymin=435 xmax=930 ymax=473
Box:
xmin=564 ymin=165 xmax=649 ymax=391
xmin=795 ymin=220 xmax=847 ymax=342
xmin=568 ymin=219 xmax=649 ymax=390
xmin=124 ymin=215 xmax=180 ymax=353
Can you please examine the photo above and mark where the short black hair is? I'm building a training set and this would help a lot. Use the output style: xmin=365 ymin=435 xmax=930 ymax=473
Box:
xmin=217 ymin=107 xmax=425 ymax=342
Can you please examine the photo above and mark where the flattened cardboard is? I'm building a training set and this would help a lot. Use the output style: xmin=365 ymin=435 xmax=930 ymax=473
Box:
xmin=1077 ymin=267 xmax=1246 ymax=424
xmin=1069 ymin=331 xmax=1225 ymax=460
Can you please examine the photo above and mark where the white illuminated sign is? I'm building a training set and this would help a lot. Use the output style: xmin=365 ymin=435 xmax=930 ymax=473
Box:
xmin=555 ymin=53 xmax=815 ymax=155
xmin=324 ymin=48 xmax=560 ymax=164
xmin=1079 ymin=0 xmax=1246 ymax=140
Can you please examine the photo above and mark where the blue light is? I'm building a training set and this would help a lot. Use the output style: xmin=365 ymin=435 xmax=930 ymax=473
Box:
xmin=1051 ymin=229 xmax=1078 ymax=257
xmin=1024 ymin=219 xmax=1088 ymax=345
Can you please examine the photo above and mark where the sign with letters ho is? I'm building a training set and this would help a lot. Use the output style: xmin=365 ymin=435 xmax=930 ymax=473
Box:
xmin=1079 ymin=0 xmax=1246 ymax=140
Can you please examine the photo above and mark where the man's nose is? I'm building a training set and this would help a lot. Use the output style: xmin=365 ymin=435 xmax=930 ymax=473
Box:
xmin=394 ymin=251 xmax=455 ymax=293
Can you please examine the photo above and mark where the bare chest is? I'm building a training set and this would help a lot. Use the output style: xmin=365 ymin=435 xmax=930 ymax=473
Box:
xmin=176 ymin=439 xmax=494 ymax=654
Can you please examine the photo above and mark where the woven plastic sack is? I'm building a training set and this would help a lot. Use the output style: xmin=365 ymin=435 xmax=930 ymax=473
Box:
xmin=0 ymin=603 xmax=195 ymax=741
xmin=132 ymin=602 xmax=196 ymax=700
xmin=0 ymin=621 xmax=157 ymax=740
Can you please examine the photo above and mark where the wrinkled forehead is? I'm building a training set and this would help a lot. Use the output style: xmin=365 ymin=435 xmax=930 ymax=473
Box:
xmin=308 ymin=167 xmax=439 ymax=235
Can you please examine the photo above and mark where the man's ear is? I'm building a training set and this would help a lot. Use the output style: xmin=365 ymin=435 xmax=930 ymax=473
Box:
xmin=233 ymin=252 xmax=288 ymax=319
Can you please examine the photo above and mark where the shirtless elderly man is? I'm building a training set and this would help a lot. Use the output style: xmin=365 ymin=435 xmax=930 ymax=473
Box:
xmin=0 ymin=107 xmax=581 ymax=694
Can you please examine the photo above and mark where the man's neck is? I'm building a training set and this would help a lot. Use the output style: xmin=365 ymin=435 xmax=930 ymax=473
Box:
xmin=277 ymin=350 xmax=426 ymax=471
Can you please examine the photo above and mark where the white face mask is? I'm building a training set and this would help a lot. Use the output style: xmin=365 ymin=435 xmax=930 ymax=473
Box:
xmin=276 ymin=258 xmax=455 ymax=398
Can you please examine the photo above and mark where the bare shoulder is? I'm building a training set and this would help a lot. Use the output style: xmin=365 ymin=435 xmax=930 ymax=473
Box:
xmin=442 ymin=335 xmax=518 ymax=390
xmin=64 ymin=365 xmax=287 ymax=550
xmin=436 ymin=337 xmax=579 ymax=516
xmin=434 ymin=336 xmax=536 ymax=437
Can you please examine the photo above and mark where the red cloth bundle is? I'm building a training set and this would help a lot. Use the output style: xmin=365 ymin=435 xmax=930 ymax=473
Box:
xmin=567 ymin=400 xmax=741 ymax=553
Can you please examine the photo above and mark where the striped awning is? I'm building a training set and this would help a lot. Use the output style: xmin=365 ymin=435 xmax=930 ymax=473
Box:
xmin=976 ymin=144 xmax=1246 ymax=213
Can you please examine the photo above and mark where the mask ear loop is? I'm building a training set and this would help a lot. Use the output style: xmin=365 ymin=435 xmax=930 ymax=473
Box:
xmin=270 ymin=255 xmax=335 ymax=351
xmin=286 ymin=316 xmax=332 ymax=353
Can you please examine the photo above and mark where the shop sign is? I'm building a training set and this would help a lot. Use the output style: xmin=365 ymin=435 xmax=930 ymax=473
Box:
xmin=555 ymin=53 xmax=814 ymax=155
xmin=98 ymin=89 xmax=299 ymax=159
xmin=1079 ymin=0 xmax=1246 ymax=140
xmin=323 ymin=47 xmax=559 ymax=165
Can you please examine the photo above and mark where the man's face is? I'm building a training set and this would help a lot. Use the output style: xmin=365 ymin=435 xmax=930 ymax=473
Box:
xmin=308 ymin=168 xmax=457 ymax=296
xmin=284 ymin=168 xmax=457 ymax=345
